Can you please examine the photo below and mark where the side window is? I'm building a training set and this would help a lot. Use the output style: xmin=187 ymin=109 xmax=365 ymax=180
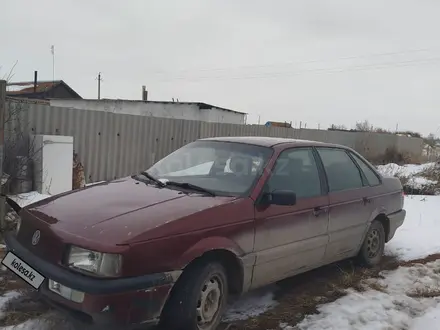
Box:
xmin=317 ymin=148 xmax=363 ymax=192
xmin=267 ymin=148 xmax=321 ymax=199
xmin=350 ymin=153 xmax=381 ymax=186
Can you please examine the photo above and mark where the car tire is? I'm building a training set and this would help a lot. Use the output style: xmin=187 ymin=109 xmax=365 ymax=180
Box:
xmin=357 ymin=220 xmax=386 ymax=267
xmin=160 ymin=261 xmax=228 ymax=330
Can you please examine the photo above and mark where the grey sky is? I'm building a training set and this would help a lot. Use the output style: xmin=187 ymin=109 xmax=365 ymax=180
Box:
xmin=3 ymin=0 xmax=440 ymax=135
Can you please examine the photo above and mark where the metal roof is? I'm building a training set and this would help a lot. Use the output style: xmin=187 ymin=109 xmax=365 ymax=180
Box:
xmin=6 ymin=80 xmax=82 ymax=99
xmin=48 ymin=98 xmax=247 ymax=115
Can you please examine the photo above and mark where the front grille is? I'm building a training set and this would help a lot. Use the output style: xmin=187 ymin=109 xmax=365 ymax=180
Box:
xmin=17 ymin=211 xmax=65 ymax=264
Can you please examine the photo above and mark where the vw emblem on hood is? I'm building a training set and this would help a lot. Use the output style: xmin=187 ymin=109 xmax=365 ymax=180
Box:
xmin=32 ymin=230 xmax=41 ymax=246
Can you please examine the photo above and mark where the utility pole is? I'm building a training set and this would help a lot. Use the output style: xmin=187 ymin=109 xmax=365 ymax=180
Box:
xmin=96 ymin=72 xmax=102 ymax=100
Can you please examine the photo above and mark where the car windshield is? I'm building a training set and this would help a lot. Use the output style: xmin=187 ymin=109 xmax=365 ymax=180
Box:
xmin=146 ymin=140 xmax=273 ymax=196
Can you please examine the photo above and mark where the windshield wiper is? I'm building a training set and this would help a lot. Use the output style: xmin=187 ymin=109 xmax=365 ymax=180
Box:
xmin=139 ymin=171 xmax=166 ymax=187
xmin=165 ymin=181 xmax=216 ymax=196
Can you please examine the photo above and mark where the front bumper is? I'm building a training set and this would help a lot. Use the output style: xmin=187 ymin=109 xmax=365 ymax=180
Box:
xmin=4 ymin=232 xmax=180 ymax=328
xmin=386 ymin=209 xmax=406 ymax=242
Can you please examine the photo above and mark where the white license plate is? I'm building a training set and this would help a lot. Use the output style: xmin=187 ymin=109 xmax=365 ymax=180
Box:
xmin=1 ymin=252 xmax=45 ymax=289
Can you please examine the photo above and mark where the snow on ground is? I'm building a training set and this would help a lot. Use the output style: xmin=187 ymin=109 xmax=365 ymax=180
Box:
xmin=0 ymin=313 xmax=74 ymax=330
xmin=9 ymin=191 xmax=51 ymax=208
xmin=377 ymin=163 xmax=438 ymax=189
xmin=0 ymin=291 xmax=22 ymax=319
xmin=376 ymin=163 xmax=436 ymax=178
xmin=386 ymin=195 xmax=440 ymax=261
xmin=277 ymin=195 xmax=440 ymax=329
xmin=289 ymin=259 xmax=440 ymax=330
xmin=223 ymin=285 xmax=278 ymax=322
xmin=224 ymin=194 xmax=440 ymax=325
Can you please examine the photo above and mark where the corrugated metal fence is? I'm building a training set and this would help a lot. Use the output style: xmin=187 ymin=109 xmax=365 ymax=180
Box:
xmin=5 ymin=99 xmax=424 ymax=183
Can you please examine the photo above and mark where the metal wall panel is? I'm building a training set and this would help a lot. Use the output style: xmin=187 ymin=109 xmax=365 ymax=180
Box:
xmin=5 ymin=100 xmax=424 ymax=183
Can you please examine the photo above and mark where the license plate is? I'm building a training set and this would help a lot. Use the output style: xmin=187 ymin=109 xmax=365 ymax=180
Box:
xmin=1 ymin=252 xmax=45 ymax=289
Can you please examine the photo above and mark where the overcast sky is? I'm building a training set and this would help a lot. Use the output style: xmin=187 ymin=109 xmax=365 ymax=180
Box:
xmin=3 ymin=0 xmax=440 ymax=136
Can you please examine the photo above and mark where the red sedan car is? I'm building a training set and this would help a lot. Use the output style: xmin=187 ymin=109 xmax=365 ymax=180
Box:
xmin=3 ymin=137 xmax=405 ymax=330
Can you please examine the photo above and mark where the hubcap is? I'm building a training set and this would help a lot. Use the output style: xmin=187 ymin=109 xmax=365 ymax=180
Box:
xmin=196 ymin=275 xmax=223 ymax=328
xmin=367 ymin=228 xmax=381 ymax=258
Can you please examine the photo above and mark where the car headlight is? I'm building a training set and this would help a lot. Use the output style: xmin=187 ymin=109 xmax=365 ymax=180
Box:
xmin=67 ymin=246 xmax=122 ymax=277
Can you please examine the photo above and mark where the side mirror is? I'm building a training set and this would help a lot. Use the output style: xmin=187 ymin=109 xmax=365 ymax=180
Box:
xmin=264 ymin=190 xmax=297 ymax=206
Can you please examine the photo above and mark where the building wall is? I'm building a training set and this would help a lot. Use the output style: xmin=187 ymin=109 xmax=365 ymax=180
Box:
xmin=49 ymin=99 xmax=245 ymax=124
xmin=6 ymin=100 xmax=424 ymax=183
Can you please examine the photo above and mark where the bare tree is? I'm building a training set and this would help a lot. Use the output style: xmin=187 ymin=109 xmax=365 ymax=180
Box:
xmin=0 ymin=60 xmax=18 ymax=83
xmin=355 ymin=120 xmax=373 ymax=132
xmin=0 ymin=63 xmax=45 ymax=232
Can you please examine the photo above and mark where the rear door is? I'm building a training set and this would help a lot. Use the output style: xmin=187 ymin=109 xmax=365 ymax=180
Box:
xmin=315 ymin=147 xmax=373 ymax=262
xmin=252 ymin=147 xmax=329 ymax=288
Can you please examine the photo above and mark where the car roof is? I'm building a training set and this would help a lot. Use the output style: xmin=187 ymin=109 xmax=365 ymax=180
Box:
xmin=199 ymin=136 xmax=342 ymax=148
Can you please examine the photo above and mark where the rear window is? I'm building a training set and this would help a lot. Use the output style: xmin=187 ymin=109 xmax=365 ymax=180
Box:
xmin=350 ymin=152 xmax=381 ymax=186
xmin=317 ymin=148 xmax=363 ymax=192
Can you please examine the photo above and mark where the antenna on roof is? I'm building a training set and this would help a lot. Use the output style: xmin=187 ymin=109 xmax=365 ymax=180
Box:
xmin=96 ymin=72 xmax=102 ymax=99
xmin=50 ymin=45 xmax=55 ymax=84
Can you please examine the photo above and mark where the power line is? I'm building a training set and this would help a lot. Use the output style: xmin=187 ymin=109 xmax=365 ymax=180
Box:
xmin=145 ymin=47 xmax=435 ymax=77
xmin=152 ymin=56 xmax=440 ymax=83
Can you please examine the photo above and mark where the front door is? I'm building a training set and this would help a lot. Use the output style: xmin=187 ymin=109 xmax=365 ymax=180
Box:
xmin=252 ymin=147 xmax=329 ymax=289
xmin=315 ymin=147 xmax=373 ymax=262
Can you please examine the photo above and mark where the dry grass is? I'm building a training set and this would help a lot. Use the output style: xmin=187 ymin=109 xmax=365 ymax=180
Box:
xmin=0 ymin=291 xmax=50 ymax=327
xmin=226 ymin=256 xmax=400 ymax=330
xmin=407 ymin=287 xmax=440 ymax=299
xmin=0 ymin=267 xmax=51 ymax=327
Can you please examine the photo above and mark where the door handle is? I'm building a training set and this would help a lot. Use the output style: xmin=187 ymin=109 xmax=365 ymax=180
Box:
xmin=363 ymin=197 xmax=371 ymax=205
xmin=313 ymin=206 xmax=327 ymax=217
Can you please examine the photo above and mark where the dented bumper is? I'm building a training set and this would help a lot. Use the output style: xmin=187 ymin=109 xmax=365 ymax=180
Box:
xmin=4 ymin=232 xmax=181 ymax=328
xmin=386 ymin=209 xmax=406 ymax=242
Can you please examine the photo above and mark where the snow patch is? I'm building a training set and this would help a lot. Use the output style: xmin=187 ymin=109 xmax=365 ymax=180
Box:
xmin=377 ymin=163 xmax=438 ymax=190
xmin=223 ymin=286 xmax=278 ymax=322
xmin=0 ymin=291 xmax=22 ymax=319
xmin=292 ymin=260 xmax=440 ymax=330
xmin=386 ymin=195 xmax=440 ymax=261
xmin=6 ymin=84 xmax=35 ymax=92
xmin=377 ymin=163 xmax=436 ymax=178
xmin=410 ymin=304 xmax=440 ymax=330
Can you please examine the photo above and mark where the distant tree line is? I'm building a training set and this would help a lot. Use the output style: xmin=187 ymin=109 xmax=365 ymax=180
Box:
xmin=328 ymin=120 xmax=438 ymax=142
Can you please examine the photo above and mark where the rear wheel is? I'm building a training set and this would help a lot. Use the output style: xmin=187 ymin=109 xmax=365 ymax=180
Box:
xmin=161 ymin=261 xmax=228 ymax=330
xmin=357 ymin=220 xmax=385 ymax=267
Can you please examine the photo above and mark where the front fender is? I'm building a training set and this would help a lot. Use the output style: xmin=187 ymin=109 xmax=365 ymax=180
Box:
xmin=176 ymin=236 xmax=244 ymax=269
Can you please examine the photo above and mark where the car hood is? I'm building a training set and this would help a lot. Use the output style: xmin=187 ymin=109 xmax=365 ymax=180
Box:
xmin=25 ymin=177 xmax=237 ymax=245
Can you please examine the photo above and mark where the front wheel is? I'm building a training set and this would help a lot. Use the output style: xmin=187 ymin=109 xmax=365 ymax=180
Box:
xmin=357 ymin=220 xmax=385 ymax=267
xmin=161 ymin=261 xmax=228 ymax=330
